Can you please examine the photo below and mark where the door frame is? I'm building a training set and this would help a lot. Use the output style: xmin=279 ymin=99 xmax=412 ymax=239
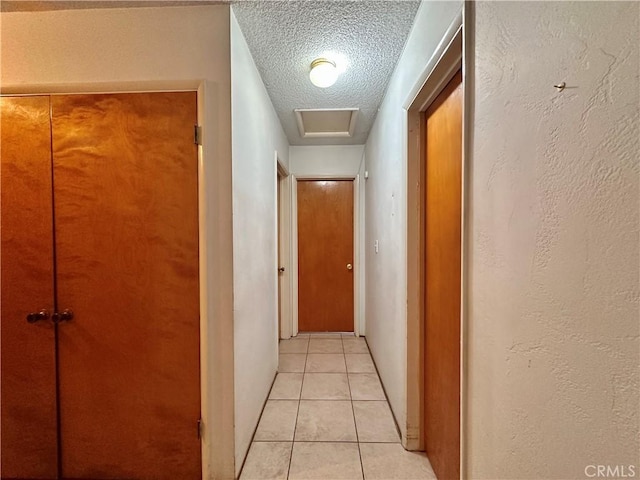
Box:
xmin=291 ymin=174 xmax=363 ymax=337
xmin=0 ymin=80 xmax=233 ymax=480
xmin=276 ymin=152 xmax=294 ymax=340
xmin=403 ymin=6 xmax=470 ymax=477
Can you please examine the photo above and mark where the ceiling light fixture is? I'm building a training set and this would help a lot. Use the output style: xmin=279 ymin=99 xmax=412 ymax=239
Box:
xmin=309 ymin=58 xmax=339 ymax=88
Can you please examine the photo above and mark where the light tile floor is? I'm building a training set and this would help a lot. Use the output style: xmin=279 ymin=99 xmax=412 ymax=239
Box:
xmin=240 ymin=334 xmax=437 ymax=480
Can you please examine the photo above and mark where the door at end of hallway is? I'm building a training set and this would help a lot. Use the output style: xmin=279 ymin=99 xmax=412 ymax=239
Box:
xmin=297 ymin=179 xmax=354 ymax=333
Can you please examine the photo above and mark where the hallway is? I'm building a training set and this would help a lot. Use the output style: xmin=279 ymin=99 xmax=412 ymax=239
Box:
xmin=240 ymin=334 xmax=436 ymax=480
xmin=1 ymin=2 xmax=637 ymax=479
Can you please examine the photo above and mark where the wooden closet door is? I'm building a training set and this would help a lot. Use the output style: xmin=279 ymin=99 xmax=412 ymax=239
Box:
xmin=1 ymin=96 xmax=59 ymax=479
xmin=424 ymin=71 xmax=462 ymax=480
xmin=51 ymin=93 xmax=201 ymax=479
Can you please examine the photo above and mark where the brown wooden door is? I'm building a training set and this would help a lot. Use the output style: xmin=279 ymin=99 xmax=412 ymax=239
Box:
xmin=297 ymin=180 xmax=354 ymax=332
xmin=50 ymin=92 xmax=201 ymax=479
xmin=424 ymin=70 xmax=462 ymax=480
xmin=1 ymin=96 xmax=59 ymax=479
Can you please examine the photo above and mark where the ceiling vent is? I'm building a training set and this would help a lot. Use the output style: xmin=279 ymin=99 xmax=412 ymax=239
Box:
xmin=294 ymin=108 xmax=359 ymax=138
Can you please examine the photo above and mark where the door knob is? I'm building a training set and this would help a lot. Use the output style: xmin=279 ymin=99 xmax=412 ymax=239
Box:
xmin=53 ymin=309 xmax=74 ymax=323
xmin=347 ymin=263 xmax=353 ymax=270
xmin=26 ymin=309 xmax=50 ymax=324
xmin=278 ymin=267 xmax=285 ymax=273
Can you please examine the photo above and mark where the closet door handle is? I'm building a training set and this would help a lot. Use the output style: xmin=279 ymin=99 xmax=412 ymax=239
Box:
xmin=53 ymin=309 xmax=74 ymax=323
xmin=26 ymin=310 xmax=51 ymax=324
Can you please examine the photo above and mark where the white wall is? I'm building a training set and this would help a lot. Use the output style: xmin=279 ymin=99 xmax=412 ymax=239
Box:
xmin=1 ymin=7 xmax=236 ymax=479
xmin=290 ymin=145 xmax=364 ymax=177
xmin=366 ymin=0 xmax=639 ymax=477
xmin=364 ymin=0 xmax=463 ymax=441
xmin=230 ymin=10 xmax=290 ymax=477
xmin=468 ymin=2 xmax=639 ymax=478
xmin=0 ymin=7 xmax=228 ymax=93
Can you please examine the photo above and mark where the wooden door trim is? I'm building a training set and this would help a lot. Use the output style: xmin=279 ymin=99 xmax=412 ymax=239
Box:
xmin=405 ymin=7 xmax=470 ymax=479
xmin=276 ymin=151 xmax=294 ymax=340
xmin=196 ymin=81 xmax=235 ymax=480
xmin=294 ymin=174 xmax=355 ymax=180
xmin=2 ymin=82 xmax=236 ymax=480
xmin=291 ymin=174 xmax=363 ymax=337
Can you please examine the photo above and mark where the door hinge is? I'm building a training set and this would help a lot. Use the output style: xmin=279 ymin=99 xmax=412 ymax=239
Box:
xmin=197 ymin=418 xmax=203 ymax=439
xmin=194 ymin=125 xmax=203 ymax=146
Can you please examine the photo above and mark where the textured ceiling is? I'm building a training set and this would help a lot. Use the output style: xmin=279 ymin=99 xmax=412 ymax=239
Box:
xmin=232 ymin=1 xmax=420 ymax=145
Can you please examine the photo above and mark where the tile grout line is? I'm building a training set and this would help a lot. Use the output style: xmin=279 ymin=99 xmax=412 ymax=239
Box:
xmin=291 ymin=440 xmax=360 ymax=444
xmin=344 ymin=336 xmax=367 ymax=480
xmin=254 ymin=439 xmax=400 ymax=444
xmin=286 ymin=338 xmax=308 ymax=480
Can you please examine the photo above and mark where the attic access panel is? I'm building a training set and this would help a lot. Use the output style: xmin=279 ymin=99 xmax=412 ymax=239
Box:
xmin=294 ymin=108 xmax=359 ymax=138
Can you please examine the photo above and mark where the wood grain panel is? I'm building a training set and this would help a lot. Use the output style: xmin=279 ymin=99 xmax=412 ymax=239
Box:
xmin=0 ymin=96 xmax=58 ymax=479
xmin=424 ymin=71 xmax=462 ymax=480
xmin=297 ymin=180 xmax=354 ymax=332
xmin=51 ymin=92 xmax=200 ymax=479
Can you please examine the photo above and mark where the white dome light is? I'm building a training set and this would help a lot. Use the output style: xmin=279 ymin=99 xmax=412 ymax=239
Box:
xmin=309 ymin=58 xmax=339 ymax=88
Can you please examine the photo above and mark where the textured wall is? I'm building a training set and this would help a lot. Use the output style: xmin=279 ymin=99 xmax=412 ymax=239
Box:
xmin=0 ymin=6 xmax=230 ymax=91
xmin=289 ymin=145 xmax=364 ymax=177
xmin=468 ymin=2 xmax=639 ymax=478
xmin=231 ymin=10 xmax=290 ymax=477
xmin=364 ymin=0 xmax=463 ymax=441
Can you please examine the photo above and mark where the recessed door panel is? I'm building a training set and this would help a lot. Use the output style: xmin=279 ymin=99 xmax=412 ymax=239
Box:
xmin=424 ymin=70 xmax=462 ymax=480
xmin=0 ymin=96 xmax=59 ymax=479
xmin=297 ymin=180 xmax=354 ymax=332
xmin=51 ymin=92 xmax=201 ymax=479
